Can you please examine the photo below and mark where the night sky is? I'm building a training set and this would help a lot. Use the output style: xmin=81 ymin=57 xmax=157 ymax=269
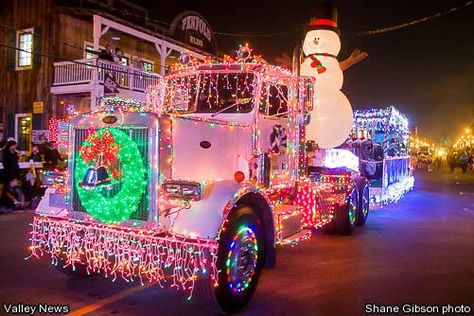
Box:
xmin=135 ymin=0 xmax=473 ymax=143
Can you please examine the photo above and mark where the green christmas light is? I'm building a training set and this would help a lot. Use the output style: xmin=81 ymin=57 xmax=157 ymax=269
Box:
xmin=75 ymin=128 xmax=146 ymax=223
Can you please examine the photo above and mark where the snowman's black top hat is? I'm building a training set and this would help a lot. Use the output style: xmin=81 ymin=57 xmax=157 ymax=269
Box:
xmin=307 ymin=3 xmax=339 ymax=32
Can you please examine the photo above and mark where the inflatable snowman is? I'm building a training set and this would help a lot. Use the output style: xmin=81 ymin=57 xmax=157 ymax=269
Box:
xmin=300 ymin=4 xmax=354 ymax=149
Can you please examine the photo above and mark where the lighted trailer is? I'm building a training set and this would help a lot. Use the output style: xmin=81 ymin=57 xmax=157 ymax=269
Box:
xmin=353 ymin=106 xmax=414 ymax=204
xmin=29 ymin=60 xmax=369 ymax=313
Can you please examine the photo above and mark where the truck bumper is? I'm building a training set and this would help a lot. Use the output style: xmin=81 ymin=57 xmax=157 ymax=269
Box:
xmin=27 ymin=215 xmax=218 ymax=298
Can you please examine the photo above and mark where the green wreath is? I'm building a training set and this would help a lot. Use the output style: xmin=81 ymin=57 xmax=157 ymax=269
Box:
xmin=75 ymin=128 xmax=146 ymax=223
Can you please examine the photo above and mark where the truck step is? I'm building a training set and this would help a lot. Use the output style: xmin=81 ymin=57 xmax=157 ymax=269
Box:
xmin=274 ymin=205 xmax=304 ymax=241
xmin=279 ymin=229 xmax=312 ymax=246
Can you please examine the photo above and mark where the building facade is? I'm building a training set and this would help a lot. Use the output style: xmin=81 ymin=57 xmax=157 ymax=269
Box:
xmin=0 ymin=0 xmax=216 ymax=153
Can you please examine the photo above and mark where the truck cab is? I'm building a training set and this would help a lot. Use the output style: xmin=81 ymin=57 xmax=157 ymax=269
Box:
xmin=152 ymin=63 xmax=311 ymax=186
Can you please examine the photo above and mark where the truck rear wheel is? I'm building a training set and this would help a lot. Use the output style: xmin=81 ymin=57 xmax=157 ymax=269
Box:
xmin=334 ymin=187 xmax=358 ymax=235
xmin=356 ymin=182 xmax=370 ymax=226
xmin=211 ymin=205 xmax=264 ymax=313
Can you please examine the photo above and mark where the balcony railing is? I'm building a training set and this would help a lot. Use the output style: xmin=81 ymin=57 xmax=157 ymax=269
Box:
xmin=53 ymin=58 xmax=160 ymax=92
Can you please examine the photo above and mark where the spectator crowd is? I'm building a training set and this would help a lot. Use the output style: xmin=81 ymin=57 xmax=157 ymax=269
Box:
xmin=447 ymin=149 xmax=473 ymax=174
xmin=0 ymin=137 xmax=63 ymax=211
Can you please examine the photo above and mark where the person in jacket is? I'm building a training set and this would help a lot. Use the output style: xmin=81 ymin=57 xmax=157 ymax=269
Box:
xmin=4 ymin=178 xmax=27 ymax=209
xmin=2 ymin=140 xmax=20 ymax=183
xmin=28 ymin=145 xmax=42 ymax=162
xmin=44 ymin=142 xmax=62 ymax=170
xmin=98 ymin=43 xmax=114 ymax=62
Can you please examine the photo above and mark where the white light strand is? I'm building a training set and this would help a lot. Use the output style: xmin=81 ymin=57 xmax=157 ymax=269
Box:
xmin=27 ymin=216 xmax=218 ymax=299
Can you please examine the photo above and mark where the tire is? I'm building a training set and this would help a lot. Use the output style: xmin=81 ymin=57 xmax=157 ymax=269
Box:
xmin=334 ymin=187 xmax=358 ymax=235
xmin=209 ymin=205 xmax=265 ymax=313
xmin=356 ymin=181 xmax=370 ymax=226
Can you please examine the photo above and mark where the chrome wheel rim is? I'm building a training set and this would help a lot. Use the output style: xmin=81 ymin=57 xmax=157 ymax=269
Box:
xmin=226 ymin=226 xmax=258 ymax=294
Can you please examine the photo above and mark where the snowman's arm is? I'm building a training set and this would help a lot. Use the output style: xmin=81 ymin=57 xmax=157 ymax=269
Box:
xmin=340 ymin=49 xmax=368 ymax=71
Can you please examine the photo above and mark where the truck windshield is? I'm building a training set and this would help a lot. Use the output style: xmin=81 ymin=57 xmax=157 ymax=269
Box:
xmin=163 ymin=72 xmax=257 ymax=114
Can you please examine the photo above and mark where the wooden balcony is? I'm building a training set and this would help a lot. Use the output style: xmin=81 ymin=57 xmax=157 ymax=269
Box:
xmin=52 ymin=58 xmax=161 ymax=94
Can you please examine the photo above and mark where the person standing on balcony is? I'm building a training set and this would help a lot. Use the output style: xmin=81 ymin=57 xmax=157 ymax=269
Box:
xmin=132 ymin=57 xmax=144 ymax=70
xmin=98 ymin=43 xmax=114 ymax=62
xmin=113 ymin=47 xmax=123 ymax=64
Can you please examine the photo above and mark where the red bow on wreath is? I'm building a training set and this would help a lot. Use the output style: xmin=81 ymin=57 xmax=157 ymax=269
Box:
xmin=80 ymin=130 xmax=121 ymax=179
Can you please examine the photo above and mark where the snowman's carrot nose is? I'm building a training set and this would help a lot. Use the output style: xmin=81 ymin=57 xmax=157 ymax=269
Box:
xmin=313 ymin=39 xmax=319 ymax=45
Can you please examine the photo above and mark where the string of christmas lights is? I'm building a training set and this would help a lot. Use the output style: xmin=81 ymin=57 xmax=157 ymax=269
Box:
xmin=97 ymin=96 xmax=147 ymax=113
xmin=373 ymin=176 xmax=414 ymax=205
xmin=27 ymin=216 xmax=218 ymax=299
xmin=353 ymin=106 xmax=410 ymax=157
xmin=354 ymin=106 xmax=409 ymax=133
xmin=49 ymin=118 xmax=70 ymax=147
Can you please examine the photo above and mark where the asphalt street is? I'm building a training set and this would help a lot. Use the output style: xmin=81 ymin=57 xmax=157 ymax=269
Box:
xmin=1 ymin=170 xmax=473 ymax=315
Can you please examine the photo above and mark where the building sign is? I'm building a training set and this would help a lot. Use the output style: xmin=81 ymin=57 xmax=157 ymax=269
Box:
xmin=32 ymin=130 xmax=49 ymax=144
xmin=170 ymin=11 xmax=217 ymax=55
xmin=33 ymin=101 xmax=44 ymax=114
xmin=103 ymin=73 xmax=119 ymax=96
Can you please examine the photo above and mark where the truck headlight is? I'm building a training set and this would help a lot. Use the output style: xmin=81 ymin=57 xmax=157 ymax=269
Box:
xmin=42 ymin=170 xmax=66 ymax=188
xmin=162 ymin=181 xmax=202 ymax=201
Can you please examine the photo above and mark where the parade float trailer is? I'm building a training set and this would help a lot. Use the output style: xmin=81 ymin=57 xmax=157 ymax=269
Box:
xmin=353 ymin=106 xmax=414 ymax=204
xmin=28 ymin=59 xmax=370 ymax=312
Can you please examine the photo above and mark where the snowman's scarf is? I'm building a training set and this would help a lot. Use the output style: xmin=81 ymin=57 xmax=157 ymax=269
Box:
xmin=302 ymin=53 xmax=337 ymax=74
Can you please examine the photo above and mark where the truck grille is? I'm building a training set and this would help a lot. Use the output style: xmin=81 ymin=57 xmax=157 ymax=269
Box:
xmin=71 ymin=127 xmax=150 ymax=221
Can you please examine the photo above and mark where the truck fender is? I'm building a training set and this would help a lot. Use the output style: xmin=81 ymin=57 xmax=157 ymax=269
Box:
xmin=225 ymin=191 xmax=276 ymax=268
xmin=168 ymin=181 xmax=276 ymax=268
xmin=168 ymin=180 xmax=244 ymax=239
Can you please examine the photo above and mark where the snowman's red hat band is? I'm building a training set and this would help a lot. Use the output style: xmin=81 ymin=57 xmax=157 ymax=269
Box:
xmin=309 ymin=19 xmax=337 ymax=28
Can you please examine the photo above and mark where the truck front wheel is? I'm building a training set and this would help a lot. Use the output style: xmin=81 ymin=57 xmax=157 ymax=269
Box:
xmin=213 ymin=205 xmax=264 ymax=313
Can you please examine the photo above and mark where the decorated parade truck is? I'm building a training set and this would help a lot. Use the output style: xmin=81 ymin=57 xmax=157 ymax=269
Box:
xmin=27 ymin=58 xmax=370 ymax=313
xmin=27 ymin=3 xmax=376 ymax=312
